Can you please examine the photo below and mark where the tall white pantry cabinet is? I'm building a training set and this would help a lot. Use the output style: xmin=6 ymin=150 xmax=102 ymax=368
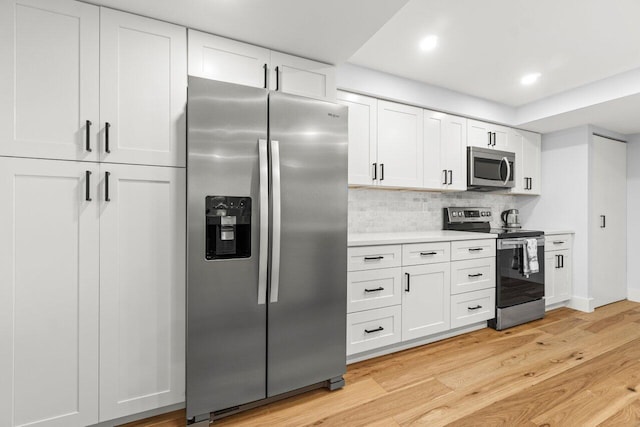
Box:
xmin=0 ymin=1 xmax=187 ymax=426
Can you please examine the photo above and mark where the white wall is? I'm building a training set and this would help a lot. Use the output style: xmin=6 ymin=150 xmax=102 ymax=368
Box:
xmin=516 ymin=126 xmax=592 ymax=311
xmin=627 ymin=133 xmax=640 ymax=301
xmin=337 ymin=63 xmax=515 ymax=125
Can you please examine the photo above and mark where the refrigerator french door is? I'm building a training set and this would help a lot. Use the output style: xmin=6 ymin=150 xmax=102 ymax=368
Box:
xmin=186 ymin=77 xmax=347 ymax=422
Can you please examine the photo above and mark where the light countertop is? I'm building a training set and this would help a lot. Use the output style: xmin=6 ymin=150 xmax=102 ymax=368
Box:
xmin=543 ymin=230 xmax=575 ymax=236
xmin=348 ymin=230 xmax=498 ymax=247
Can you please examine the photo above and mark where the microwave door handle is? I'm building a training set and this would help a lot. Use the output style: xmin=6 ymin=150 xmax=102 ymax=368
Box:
xmin=502 ymin=157 xmax=510 ymax=186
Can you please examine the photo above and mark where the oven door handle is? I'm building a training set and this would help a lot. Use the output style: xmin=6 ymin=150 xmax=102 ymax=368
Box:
xmin=497 ymin=237 xmax=544 ymax=250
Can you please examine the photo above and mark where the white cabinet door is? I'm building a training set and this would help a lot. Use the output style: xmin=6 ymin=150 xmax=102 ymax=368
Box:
xmin=0 ymin=157 xmax=99 ymax=427
xmin=99 ymin=164 xmax=186 ymax=420
xmin=377 ymin=100 xmax=424 ymax=188
xmin=591 ymin=135 xmax=626 ymax=308
xmin=100 ymin=9 xmax=187 ymax=167
xmin=337 ymin=92 xmax=377 ymax=185
xmin=510 ymin=129 xmax=541 ymax=195
xmin=402 ymin=264 xmax=450 ymax=341
xmin=0 ymin=0 xmax=99 ymax=162
xmin=424 ymin=111 xmax=466 ymax=191
xmin=467 ymin=119 xmax=509 ymax=151
xmin=545 ymin=249 xmax=571 ymax=306
xmin=270 ymin=51 xmax=336 ymax=101
xmin=187 ymin=29 xmax=270 ymax=88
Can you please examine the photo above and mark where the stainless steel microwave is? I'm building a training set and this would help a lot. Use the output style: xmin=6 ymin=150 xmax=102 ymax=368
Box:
xmin=467 ymin=146 xmax=515 ymax=191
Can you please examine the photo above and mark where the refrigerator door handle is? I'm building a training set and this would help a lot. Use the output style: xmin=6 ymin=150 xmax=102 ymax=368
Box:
xmin=270 ymin=140 xmax=282 ymax=303
xmin=258 ymin=139 xmax=269 ymax=305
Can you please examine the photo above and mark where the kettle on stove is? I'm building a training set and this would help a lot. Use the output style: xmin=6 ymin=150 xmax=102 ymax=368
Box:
xmin=501 ymin=209 xmax=521 ymax=229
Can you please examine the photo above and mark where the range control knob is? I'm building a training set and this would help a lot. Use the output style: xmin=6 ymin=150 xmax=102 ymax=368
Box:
xmin=487 ymin=211 xmax=492 ymax=216
xmin=452 ymin=212 xmax=458 ymax=217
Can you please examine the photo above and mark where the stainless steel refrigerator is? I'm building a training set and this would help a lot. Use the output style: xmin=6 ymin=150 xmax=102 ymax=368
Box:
xmin=186 ymin=77 xmax=347 ymax=423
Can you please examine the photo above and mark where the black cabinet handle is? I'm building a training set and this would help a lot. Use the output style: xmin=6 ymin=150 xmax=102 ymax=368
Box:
xmin=405 ymin=272 xmax=410 ymax=292
xmin=468 ymin=247 xmax=483 ymax=252
xmin=487 ymin=131 xmax=492 ymax=146
xmin=493 ymin=132 xmax=497 ymax=146
xmin=420 ymin=251 xmax=437 ymax=256
xmin=553 ymin=241 xmax=565 ymax=245
xmin=85 ymin=170 xmax=92 ymax=201
xmin=468 ymin=305 xmax=482 ymax=310
xmin=372 ymin=163 xmax=377 ymax=180
xmin=105 ymin=122 xmax=111 ymax=153
xmin=105 ymin=171 xmax=111 ymax=202
xmin=556 ymin=254 xmax=561 ymax=268
xmin=364 ymin=256 xmax=384 ymax=261
xmin=442 ymin=169 xmax=447 ymax=185
xmin=364 ymin=287 xmax=384 ymax=293
xmin=85 ymin=120 xmax=92 ymax=152
xmin=263 ymin=63 xmax=268 ymax=89
xmin=364 ymin=326 xmax=384 ymax=334
xmin=275 ymin=66 xmax=280 ymax=91
xmin=380 ymin=163 xmax=384 ymax=181
xmin=468 ymin=273 xmax=483 ymax=278
xmin=600 ymin=215 xmax=606 ymax=228
xmin=560 ymin=254 xmax=564 ymax=268
xmin=448 ymin=170 xmax=453 ymax=185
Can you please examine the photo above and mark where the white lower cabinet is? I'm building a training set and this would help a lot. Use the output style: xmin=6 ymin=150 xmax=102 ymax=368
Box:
xmin=99 ymin=164 xmax=186 ymax=421
xmin=0 ymin=157 xmax=99 ymax=427
xmin=402 ymin=264 xmax=451 ymax=340
xmin=450 ymin=288 xmax=495 ymax=329
xmin=544 ymin=234 xmax=573 ymax=306
xmin=347 ymin=239 xmax=496 ymax=360
xmin=347 ymin=306 xmax=402 ymax=355
xmin=0 ymin=157 xmax=186 ymax=426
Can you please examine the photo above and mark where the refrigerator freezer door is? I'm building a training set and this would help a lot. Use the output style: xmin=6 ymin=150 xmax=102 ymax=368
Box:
xmin=267 ymin=92 xmax=348 ymax=397
xmin=187 ymin=77 xmax=268 ymax=418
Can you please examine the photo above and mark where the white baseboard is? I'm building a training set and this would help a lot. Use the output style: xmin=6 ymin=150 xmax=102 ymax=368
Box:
xmin=627 ymin=288 xmax=640 ymax=302
xmin=568 ymin=296 xmax=594 ymax=313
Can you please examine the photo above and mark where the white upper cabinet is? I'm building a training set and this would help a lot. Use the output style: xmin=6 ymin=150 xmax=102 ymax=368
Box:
xmin=337 ymin=91 xmax=377 ymax=186
xmin=423 ymin=110 xmax=467 ymax=191
xmin=100 ymin=9 xmax=187 ymax=167
xmin=377 ymin=100 xmax=424 ymax=188
xmin=0 ymin=0 xmax=100 ymax=162
xmin=269 ymin=51 xmax=336 ymax=101
xmin=0 ymin=157 xmax=100 ymax=427
xmin=188 ymin=29 xmax=336 ymax=101
xmin=99 ymin=164 xmax=185 ymax=421
xmin=509 ymin=128 xmax=541 ymax=195
xmin=467 ymin=119 xmax=510 ymax=151
xmin=188 ymin=30 xmax=270 ymax=88
xmin=0 ymin=1 xmax=186 ymax=166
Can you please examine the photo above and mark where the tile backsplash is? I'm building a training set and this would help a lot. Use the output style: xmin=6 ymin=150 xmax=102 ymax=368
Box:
xmin=348 ymin=188 xmax=517 ymax=234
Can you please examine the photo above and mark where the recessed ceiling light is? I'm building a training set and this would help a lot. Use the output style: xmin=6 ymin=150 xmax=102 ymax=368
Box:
xmin=419 ymin=35 xmax=438 ymax=52
xmin=521 ymin=72 xmax=541 ymax=85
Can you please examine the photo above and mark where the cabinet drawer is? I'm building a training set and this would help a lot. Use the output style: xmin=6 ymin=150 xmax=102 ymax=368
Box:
xmin=451 ymin=257 xmax=496 ymax=294
xmin=451 ymin=239 xmax=496 ymax=261
xmin=402 ymin=242 xmax=450 ymax=266
xmin=348 ymin=245 xmax=401 ymax=271
xmin=545 ymin=234 xmax=572 ymax=251
xmin=450 ymin=288 xmax=495 ymax=328
xmin=347 ymin=306 xmax=401 ymax=355
xmin=347 ymin=268 xmax=402 ymax=313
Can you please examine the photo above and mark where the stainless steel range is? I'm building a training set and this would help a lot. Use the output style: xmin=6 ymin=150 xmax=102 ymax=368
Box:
xmin=443 ymin=207 xmax=545 ymax=330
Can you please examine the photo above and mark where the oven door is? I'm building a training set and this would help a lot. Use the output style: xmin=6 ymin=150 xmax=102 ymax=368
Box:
xmin=496 ymin=237 xmax=545 ymax=308
xmin=467 ymin=146 xmax=515 ymax=189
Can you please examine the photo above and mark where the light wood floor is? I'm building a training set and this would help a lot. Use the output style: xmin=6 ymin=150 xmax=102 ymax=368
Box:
xmin=123 ymin=300 xmax=640 ymax=426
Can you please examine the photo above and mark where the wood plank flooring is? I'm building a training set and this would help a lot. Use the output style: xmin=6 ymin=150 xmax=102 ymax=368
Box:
xmin=123 ymin=300 xmax=640 ymax=426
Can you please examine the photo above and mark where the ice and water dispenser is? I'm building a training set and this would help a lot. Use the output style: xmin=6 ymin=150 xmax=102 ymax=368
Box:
xmin=205 ymin=196 xmax=251 ymax=260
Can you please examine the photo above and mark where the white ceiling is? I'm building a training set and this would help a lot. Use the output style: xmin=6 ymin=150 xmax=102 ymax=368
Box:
xmin=86 ymin=0 xmax=408 ymax=64
xmin=88 ymin=0 xmax=640 ymax=135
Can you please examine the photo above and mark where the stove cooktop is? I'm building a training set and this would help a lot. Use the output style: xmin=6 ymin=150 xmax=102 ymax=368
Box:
xmin=489 ymin=228 xmax=545 ymax=239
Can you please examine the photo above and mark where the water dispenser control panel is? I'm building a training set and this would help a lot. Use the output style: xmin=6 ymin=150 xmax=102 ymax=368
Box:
xmin=205 ymin=196 xmax=251 ymax=260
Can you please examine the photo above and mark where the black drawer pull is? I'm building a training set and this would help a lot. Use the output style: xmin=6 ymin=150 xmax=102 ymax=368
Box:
xmin=364 ymin=256 xmax=384 ymax=261
xmin=468 ymin=273 xmax=483 ymax=278
xmin=553 ymin=241 xmax=565 ymax=244
xmin=468 ymin=248 xmax=483 ymax=252
xmin=468 ymin=305 xmax=482 ymax=310
xmin=85 ymin=120 xmax=92 ymax=152
xmin=420 ymin=251 xmax=437 ymax=256
xmin=364 ymin=326 xmax=384 ymax=334
xmin=364 ymin=287 xmax=384 ymax=293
